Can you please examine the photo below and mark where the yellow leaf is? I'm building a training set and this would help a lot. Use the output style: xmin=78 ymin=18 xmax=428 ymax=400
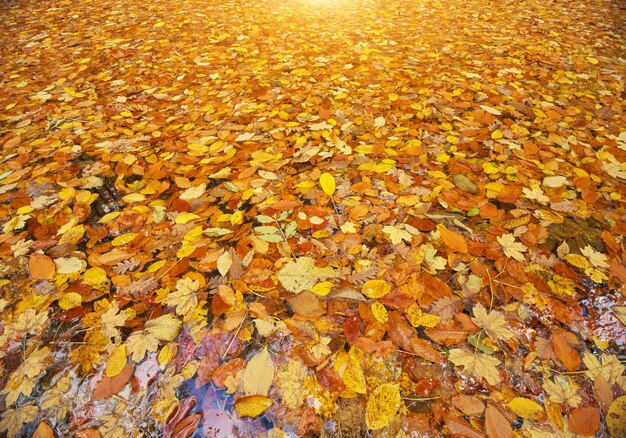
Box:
xmin=243 ymin=348 xmax=275 ymax=396
xmin=371 ymin=301 xmax=388 ymax=323
xmin=230 ymin=210 xmax=244 ymax=225
xmin=388 ymin=93 xmax=399 ymax=101
xmin=507 ymin=397 xmax=544 ymax=420
xmin=153 ymin=21 xmax=166 ymax=28
xmin=365 ymin=384 xmax=402 ymax=430
xmin=158 ymin=343 xmax=177 ymax=369
xmin=362 ymin=279 xmax=392 ymax=299
xmin=565 ymin=254 xmax=590 ymax=269
xmin=334 ymin=348 xmax=367 ymax=394
xmin=83 ymin=267 xmax=107 ymax=286
xmin=449 ymin=349 xmax=502 ymax=385
xmin=59 ymin=225 xmax=85 ymax=245
xmin=105 ymin=345 xmax=127 ymax=377
xmin=98 ymin=212 xmax=121 ymax=223
xmin=145 ymin=314 xmax=182 ymax=342
xmin=176 ymin=244 xmax=196 ymax=259
xmin=319 ymin=172 xmax=336 ymax=196
xmin=491 ymin=129 xmax=504 ymax=139
xmin=111 ymin=233 xmax=137 ymax=246
xmin=416 ymin=313 xmax=441 ymax=328
xmin=126 ymin=331 xmax=159 ymax=362
xmin=175 ymin=212 xmax=200 ymax=224
xmin=311 ymin=281 xmax=334 ymax=296
xmin=234 ymin=395 xmax=273 ymax=417
xmin=59 ymin=292 xmax=82 ymax=310
xmin=483 ymin=162 xmax=500 ymax=174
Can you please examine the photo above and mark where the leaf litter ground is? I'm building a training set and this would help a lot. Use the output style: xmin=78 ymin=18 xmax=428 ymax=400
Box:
xmin=0 ymin=0 xmax=625 ymax=436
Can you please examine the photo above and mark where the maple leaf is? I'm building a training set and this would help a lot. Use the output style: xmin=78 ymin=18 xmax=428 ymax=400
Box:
xmin=580 ymin=245 xmax=609 ymax=268
xmin=126 ymin=331 xmax=159 ymax=363
xmin=0 ymin=404 xmax=38 ymax=437
xmin=522 ymin=186 xmax=550 ymax=204
xmin=165 ymin=277 xmax=200 ymax=316
xmin=496 ymin=234 xmax=527 ymax=261
xmin=382 ymin=225 xmax=412 ymax=245
xmin=582 ymin=352 xmax=625 ymax=385
xmin=277 ymin=257 xmax=338 ymax=293
xmin=40 ymin=375 xmax=73 ymax=422
xmin=1 ymin=347 xmax=52 ymax=406
xmin=420 ymin=243 xmax=447 ymax=273
xmin=82 ymin=299 xmax=132 ymax=340
xmin=145 ymin=314 xmax=182 ymax=342
xmin=448 ymin=349 xmax=502 ymax=385
xmin=542 ymin=376 xmax=581 ymax=407
xmin=471 ymin=303 xmax=514 ymax=340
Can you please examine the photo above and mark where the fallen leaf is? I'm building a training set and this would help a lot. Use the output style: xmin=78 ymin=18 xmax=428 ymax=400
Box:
xmin=319 ymin=172 xmax=336 ymax=196
xmin=506 ymin=397 xmax=544 ymax=420
xmin=243 ymin=348 xmax=274 ymax=396
xmin=365 ymin=384 xmax=401 ymax=430
xmin=448 ymin=349 xmax=502 ymax=385
xmin=29 ymin=253 xmax=56 ymax=279
xmin=568 ymin=406 xmax=600 ymax=436
xmin=234 ymin=395 xmax=273 ymax=417
xmin=485 ymin=404 xmax=513 ymax=438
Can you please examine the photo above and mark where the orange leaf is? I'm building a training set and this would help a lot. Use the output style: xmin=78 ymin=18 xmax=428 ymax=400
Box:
xmin=32 ymin=422 xmax=55 ymax=438
xmin=437 ymin=224 xmax=468 ymax=253
xmin=28 ymin=253 xmax=56 ymax=279
xmin=552 ymin=332 xmax=580 ymax=371
xmin=568 ymin=407 xmax=600 ymax=436
xmin=485 ymin=404 xmax=513 ymax=438
xmin=92 ymin=364 xmax=134 ymax=401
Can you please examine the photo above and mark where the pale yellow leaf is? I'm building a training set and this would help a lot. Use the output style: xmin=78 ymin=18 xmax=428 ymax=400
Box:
xmin=243 ymin=348 xmax=274 ymax=396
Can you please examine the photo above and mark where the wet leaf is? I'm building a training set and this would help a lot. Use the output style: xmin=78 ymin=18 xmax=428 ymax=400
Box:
xmin=365 ymin=384 xmax=401 ymax=430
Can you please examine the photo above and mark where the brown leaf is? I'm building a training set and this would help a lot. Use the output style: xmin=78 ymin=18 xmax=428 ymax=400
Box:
xmin=410 ymin=337 xmax=446 ymax=363
xmin=568 ymin=406 xmax=600 ymax=436
xmin=451 ymin=394 xmax=485 ymax=417
xmin=484 ymin=404 xmax=513 ymax=438
xmin=92 ymin=364 xmax=134 ymax=401
xmin=445 ymin=414 xmax=484 ymax=438
xmin=424 ymin=323 xmax=468 ymax=345
xmin=29 ymin=253 xmax=56 ymax=279
xmin=387 ymin=311 xmax=417 ymax=352
xmin=286 ymin=290 xmax=326 ymax=318
xmin=552 ymin=332 xmax=580 ymax=371
xmin=594 ymin=375 xmax=614 ymax=411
